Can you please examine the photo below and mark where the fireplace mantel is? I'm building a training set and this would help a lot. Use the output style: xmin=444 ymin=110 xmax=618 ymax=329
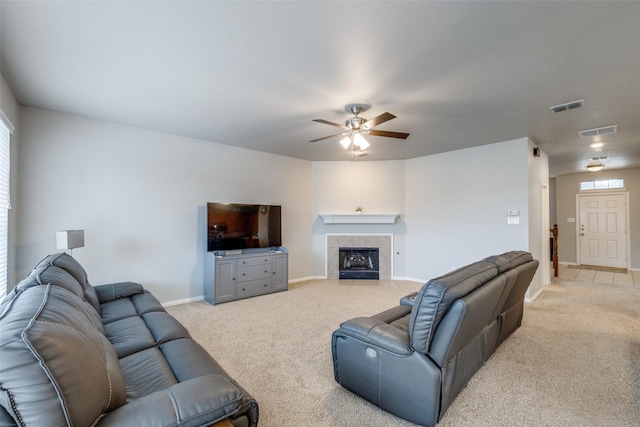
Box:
xmin=319 ymin=214 xmax=399 ymax=224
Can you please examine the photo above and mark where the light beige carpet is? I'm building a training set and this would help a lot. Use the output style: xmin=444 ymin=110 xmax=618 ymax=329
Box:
xmin=167 ymin=278 xmax=640 ymax=427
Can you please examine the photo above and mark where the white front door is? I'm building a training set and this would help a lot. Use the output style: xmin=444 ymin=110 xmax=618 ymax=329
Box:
xmin=578 ymin=193 xmax=628 ymax=268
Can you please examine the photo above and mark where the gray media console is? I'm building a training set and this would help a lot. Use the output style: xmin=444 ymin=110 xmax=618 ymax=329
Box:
xmin=204 ymin=249 xmax=288 ymax=304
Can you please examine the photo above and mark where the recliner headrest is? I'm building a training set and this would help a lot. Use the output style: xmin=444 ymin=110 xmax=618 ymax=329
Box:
xmin=483 ymin=251 xmax=533 ymax=274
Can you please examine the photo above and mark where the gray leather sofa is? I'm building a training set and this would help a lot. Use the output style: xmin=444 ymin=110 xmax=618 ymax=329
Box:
xmin=331 ymin=251 xmax=538 ymax=427
xmin=0 ymin=253 xmax=258 ymax=427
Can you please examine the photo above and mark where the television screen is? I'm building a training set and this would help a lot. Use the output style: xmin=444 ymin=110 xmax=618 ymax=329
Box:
xmin=207 ymin=202 xmax=282 ymax=251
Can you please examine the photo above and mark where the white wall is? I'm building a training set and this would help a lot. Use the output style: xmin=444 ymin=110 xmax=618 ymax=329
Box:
xmin=404 ymin=138 xmax=534 ymax=282
xmin=309 ymin=139 xmax=549 ymax=288
xmin=16 ymin=107 xmax=314 ymax=303
xmin=15 ymin=106 xmax=551 ymax=301
xmin=311 ymin=161 xmax=407 ymax=277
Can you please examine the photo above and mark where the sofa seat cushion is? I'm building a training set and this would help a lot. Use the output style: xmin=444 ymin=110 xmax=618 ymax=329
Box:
xmin=0 ymin=285 xmax=126 ymax=426
xmin=96 ymin=375 xmax=251 ymax=427
xmin=104 ymin=312 xmax=191 ymax=358
xmin=119 ymin=337 xmax=232 ymax=401
xmin=160 ymin=339 xmax=231 ymax=382
xmin=120 ymin=347 xmax=180 ymax=400
xmin=104 ymin=316 xmax=157 ymax=358
xmin=143 ymin=311 xmax=191 ymax=345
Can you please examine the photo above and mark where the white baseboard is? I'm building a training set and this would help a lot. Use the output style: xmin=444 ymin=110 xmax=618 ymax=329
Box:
xmin=162 ymin=295 xmax=204 ymax=307
xmin=525 ymin=286 xmax=544 ymax=303
xmin=558 ymin=261 xmax=578 ymax=267
xmin=290 ymin=275 xmax=425 ymax=284
xmin=393 ymin=276 xmax=426 ymax=284
xmin=289 ymin=276 xmax=324 ymax=283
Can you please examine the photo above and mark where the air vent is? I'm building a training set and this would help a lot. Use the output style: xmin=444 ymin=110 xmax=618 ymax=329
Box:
xmin=549 ymin=99 xmax=584 ymax=113
xmin=578 ymin=125 xmax=618 ymax=138
xmin=590 ymin=156 xmax=609 ymax=161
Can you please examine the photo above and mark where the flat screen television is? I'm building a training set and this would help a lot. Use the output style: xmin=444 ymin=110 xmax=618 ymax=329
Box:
xmin=207 ymin=202 xmax=282 ymax=251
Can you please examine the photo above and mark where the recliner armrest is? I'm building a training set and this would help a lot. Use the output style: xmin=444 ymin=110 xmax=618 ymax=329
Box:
xmin=96 ymin=374 xmax=257 ymax=427
xmin=337 ymin=317 xmax=413 ymax=355
xmin=399 ymin=291 xmax=418 ymax=307
xmin=94 ymin=282 xmax=144 ymax=303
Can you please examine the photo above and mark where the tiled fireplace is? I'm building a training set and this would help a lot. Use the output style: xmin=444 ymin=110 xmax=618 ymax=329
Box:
xmin=326 ymin=234 xmax=392 ymax=280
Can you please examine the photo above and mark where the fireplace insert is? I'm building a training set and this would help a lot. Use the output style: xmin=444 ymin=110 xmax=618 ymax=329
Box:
xmin=339 ymin=247 xmax=379 ymax=280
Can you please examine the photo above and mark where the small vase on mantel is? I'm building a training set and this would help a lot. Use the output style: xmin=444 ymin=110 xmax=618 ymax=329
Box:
xmin=355 ymin=207 xmax=363 ymax=215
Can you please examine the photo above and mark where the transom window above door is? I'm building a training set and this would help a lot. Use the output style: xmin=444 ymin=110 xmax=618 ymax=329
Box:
xmin=580 ymin=179 xmax=624 ymax=191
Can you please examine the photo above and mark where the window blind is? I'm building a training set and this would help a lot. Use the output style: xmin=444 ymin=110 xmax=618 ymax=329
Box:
xmin=0 ymin=114 xmax=11 ymax=299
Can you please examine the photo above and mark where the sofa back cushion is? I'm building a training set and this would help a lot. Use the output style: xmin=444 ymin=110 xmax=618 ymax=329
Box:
xmin=39 ymin=253 xmax=101 ymax=313
xmin=483 ymin=250 xmax=533 ymax=273
xmin=427 ymin=273 xmax=508 ymax=366
xmin=0 ymin=285 xmax=126 ymax=426
xmin=409 ymin=261 xmax=498 ymax=354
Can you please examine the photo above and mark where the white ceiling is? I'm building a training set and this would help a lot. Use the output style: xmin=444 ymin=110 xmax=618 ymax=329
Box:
xmin=2 ymin=1 xmax=639 ymax=176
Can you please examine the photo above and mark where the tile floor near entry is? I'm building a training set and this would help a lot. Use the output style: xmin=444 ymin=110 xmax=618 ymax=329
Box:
xmin=557 ymin=264 xmax=640 ymax=287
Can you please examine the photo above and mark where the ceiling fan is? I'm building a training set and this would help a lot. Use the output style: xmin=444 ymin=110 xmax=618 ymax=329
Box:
xmin=310 ymin=104 xmax=410 ymax=155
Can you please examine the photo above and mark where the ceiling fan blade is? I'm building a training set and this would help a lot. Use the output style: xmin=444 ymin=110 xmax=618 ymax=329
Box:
xmin=309 ymin=133 xmax=347 ymax=143
xmin=363 ymin=112 xmax=396 ymax=129
xmin=365 ymin=129 xmax=410 ymax=139
xmin=312 ymin=119 xmax=348 ymax=129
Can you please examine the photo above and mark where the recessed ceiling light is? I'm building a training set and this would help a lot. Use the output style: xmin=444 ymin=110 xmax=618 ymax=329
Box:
xmin=578 ymin=125 xmax=618 ymax=138
xmin=590 ymin=142 xmax=604 ymax=148
xmin=586 ymin=162 xmax=605 ymax=172
xmin=549 ymin=99 xmax=584 ymax=113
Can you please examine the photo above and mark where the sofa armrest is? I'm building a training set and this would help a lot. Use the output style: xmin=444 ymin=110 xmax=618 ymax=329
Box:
xmin=336 ymin=317 xmax=412 ymax=355
xmin=94 ymin=282 xmax=144 ymax=303
xmin=97 ymin=374 xmax=257 ymax=427
xmin=399 ymin=291 xmax=418 ymax=307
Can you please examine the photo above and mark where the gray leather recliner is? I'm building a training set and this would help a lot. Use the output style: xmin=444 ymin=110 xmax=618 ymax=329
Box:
xmin=331 ymin=251 xmax=539 ymax=426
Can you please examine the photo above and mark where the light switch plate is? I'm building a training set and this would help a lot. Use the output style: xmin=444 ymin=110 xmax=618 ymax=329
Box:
xmin=507 ymin=217 xmax=520 ymax=225
xmin=507 ymin=209 xmax=520 ymax=216
xmin=567 ymin=218 xmax=576 ymax=223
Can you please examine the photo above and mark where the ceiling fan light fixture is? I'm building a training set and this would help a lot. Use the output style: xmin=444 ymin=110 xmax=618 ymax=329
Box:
xmin=310 ymin=104 xmax=409 ymax=155
xmin=353 ymin=133 xmax=369 ymax=150
xmin=347 ymin=117 xmax=366 ymax=130
xmin=339 ymin=136 xmax=351 ymax=149
xmin=586 ymin=162 xmax=605 ymax=172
